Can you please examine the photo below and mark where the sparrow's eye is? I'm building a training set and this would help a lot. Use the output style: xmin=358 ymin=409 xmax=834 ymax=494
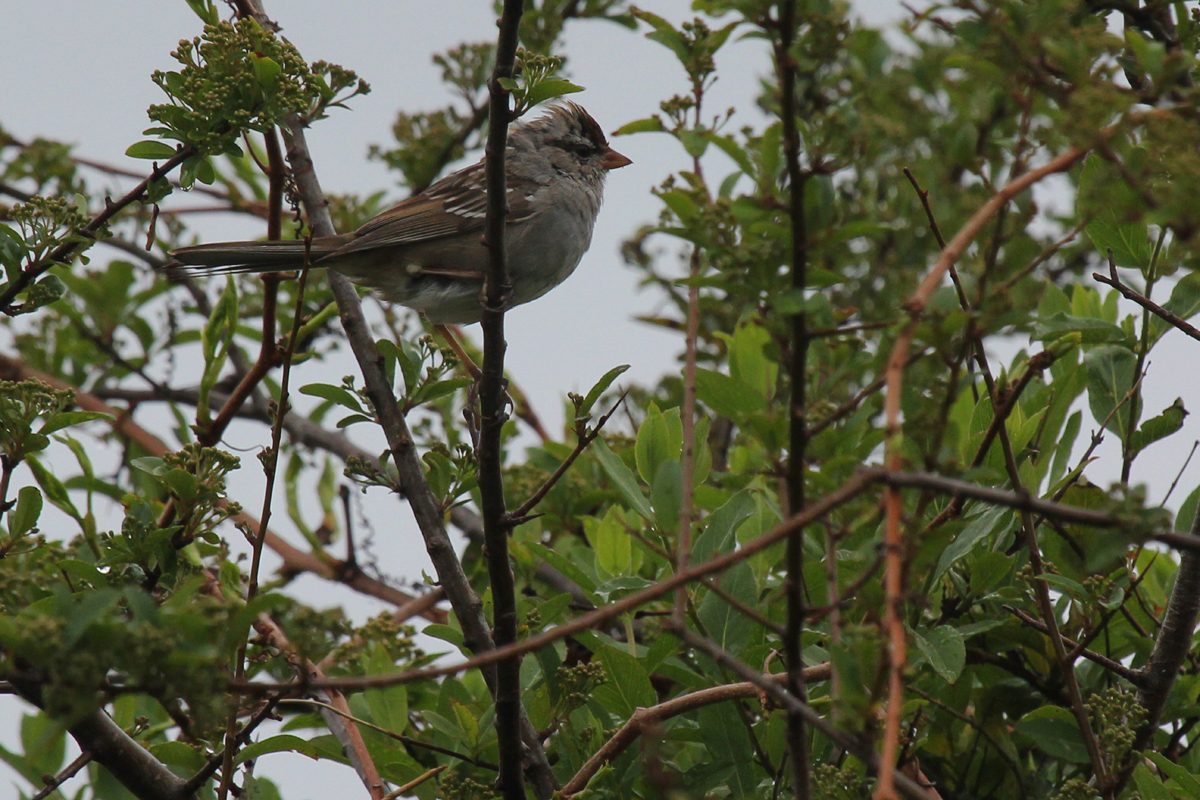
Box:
xmin=557 ymin=137 xmax=600 ymax=157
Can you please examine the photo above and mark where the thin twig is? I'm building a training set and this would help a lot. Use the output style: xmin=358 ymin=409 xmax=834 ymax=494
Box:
xmin=279 ymin=699 xmax=497 ymax=770
xmin=672 ymin=626 xmax=936 ymax=800
xmin=1093 ymin=249 xmax=1200 ymax=343
xmin=880 ymin=132 xmax=1116 ymax=795
xmin=1005 ymin=606 xmax=1144 ymax=684
xmin=381 ymin=766 xmax=448 ymax=800
xmin=0 ymin=147 xmax=194 ymax=313
xmin=30 ymin=750 xmax=93 ymax=800
xmin=562 ymin=664 xmax=832 ymax=795
xmin=511 ymin=395 xmax=624 ymax=519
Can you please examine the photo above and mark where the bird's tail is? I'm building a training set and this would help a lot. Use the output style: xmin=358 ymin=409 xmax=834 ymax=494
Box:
xmin=165 ymin=240 xmax=334 ymax=278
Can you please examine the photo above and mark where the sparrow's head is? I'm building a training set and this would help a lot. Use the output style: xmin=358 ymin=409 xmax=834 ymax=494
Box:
xmin=516 ymin=101 xmax=632 ymax=175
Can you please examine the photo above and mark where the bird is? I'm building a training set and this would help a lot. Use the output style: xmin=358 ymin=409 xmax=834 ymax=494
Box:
xmin=166 ymin=102 xmax=631 ymax=324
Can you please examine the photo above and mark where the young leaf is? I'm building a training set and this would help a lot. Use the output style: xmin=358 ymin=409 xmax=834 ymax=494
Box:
xmin=578 ymin=364 xmax=629 ymax=419
xmin=125 ymin=141 xmax=178 ymax=160
xmin=593 ymin=438 xmax=653 ymax=520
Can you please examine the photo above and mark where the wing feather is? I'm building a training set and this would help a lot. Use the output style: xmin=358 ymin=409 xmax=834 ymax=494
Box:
xmin=328 ymin=162 xmax=542 ymax=259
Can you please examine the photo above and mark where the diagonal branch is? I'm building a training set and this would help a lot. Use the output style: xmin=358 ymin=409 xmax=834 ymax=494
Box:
xmin=1093 ymin=249 xmax=1200 ymax=343
xmin=0 ymin=147 xmax=194 ymax=314
xmin=562 ymin=664 xmax=833 ymax=795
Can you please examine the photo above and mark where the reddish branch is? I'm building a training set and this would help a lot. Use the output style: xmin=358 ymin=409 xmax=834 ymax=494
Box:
xmin=562 ymin=664 xmax=833 ymax=795
xmin=254 ymin=615 xmax=384 ymax=798
xmin=672 ymin=627 xmax=936 ymax=800
xmin=879 ymin=138 xmax=1096 ymax=799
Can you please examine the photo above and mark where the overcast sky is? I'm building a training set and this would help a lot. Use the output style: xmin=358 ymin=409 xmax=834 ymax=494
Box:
xmin=3 ymin=2 xmax=1200 ymax=798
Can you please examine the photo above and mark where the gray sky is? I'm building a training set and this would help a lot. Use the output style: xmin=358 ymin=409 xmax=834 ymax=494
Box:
xmin=4 ymin=2 xmax=1199 ymax=799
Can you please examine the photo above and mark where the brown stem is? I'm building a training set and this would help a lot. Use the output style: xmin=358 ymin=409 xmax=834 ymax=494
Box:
xmin=1093 ymin=250 xmax=1200 ymax=343
xmin=562 ymin=664 xmax=832 ymax=795
xmin=511 ymin=396 xmax=623 ymax=519
xmin=253 ymin=615 xmax=384 ymax=798
xmin=671 ymin=627 xmax=936 ymax=800
xmin=478 ymin=4 xmax=525 ymax=799
xmin=30 ymin=750 xmax=93 ymax=800
xmin=1005 ymin=606 xmax=1144 ymax=684
xmin=775 ymin=3 xmax=812 ymax=796
xmin=1129 ymin=500 xmax=1200 ymax=762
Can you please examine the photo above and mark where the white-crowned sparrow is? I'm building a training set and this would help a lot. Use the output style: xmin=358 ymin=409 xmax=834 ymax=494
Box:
xmin=167 ymin=102 xmax=630 ymax=323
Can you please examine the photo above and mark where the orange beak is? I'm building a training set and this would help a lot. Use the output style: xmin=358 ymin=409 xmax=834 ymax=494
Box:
xmin=600 ymin=148 xmax=633 ymax=170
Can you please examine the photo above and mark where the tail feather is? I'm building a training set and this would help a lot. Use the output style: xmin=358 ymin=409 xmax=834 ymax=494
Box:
xmin=166 ymin=240 xmax=331 ymax=277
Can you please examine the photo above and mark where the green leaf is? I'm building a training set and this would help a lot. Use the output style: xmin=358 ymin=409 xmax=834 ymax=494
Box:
xmin=705 ymin=132 xmax=756 ymax=178
xmin=912 ymin=626 xmax=966 ymax=684
xmin=592 ymin=646 xmax=655 ymax=718
xmin=676 ymin=129 xmax=708 ymax=158
xmin=613 ymin=117 xmax=664 ymax=136
xmin=931 ymin=506 xmax=1008 ymax=585
xmin=7 ymin=486 xmax=43 ymax=539
xmin=364 ymin=650 xmax=408 ymax=735
xmin=651 ymin=460 xmax=682 ymax=533
xmin=236 ymin=734 xmax=320 ymax=764
xmin=722 ymin=321 xmax=777 ymax=402
xmin=422 ymin=624 xmax=464 ymax=649
xmin=698 ymin=561 xmax=757 ymax=656
xmin=1015 ymin=706 xmax=1090 ymax=763
xmin=593 ymin=438 xmax=653 ymax=520
xmin=698 ymin=703 xmax=758 ymax=797
xmin=250 ymin=54 xmax=282 ymax=87
xmin=25 ymin=458 xmax=81 ymax=521
xmin=584 ymin=506 xmax=633 ymax=577
xmin=527 ymin=78 xmax=584 ymax=107
xmin=1130 ymin=398 xmax=1187 ymax=456
xmin=184 ymin=0 xmax=218 ymax=24
xmin=1033 ymin=312 xmax=1131 ymax=345
xmin=1151 ymin=271 xmax=1200 ymax=343
xmin=1084 ymin=344 xmax=1138 ymax=435
xmin=161 ymin=468 xmax=198 ymax=504
xmin=300 ymin=383 xmax=364 ymax=413
xmin=1133 ymin=762 xmax=1176 ymax=800
xmin=694 ymin=368 xmax=766 ymax=421
xmin=579 ymin=364 xmax=629 ymax=418
xmin=635 ymin=404 xmax=674 ymax=484
xmin=1146 ymin=752 xmax=1200 ymax=796
xmin=692 ymin=490 xmax=755 ymax=563
xmin=1086 ymin=217 xmax=1152 ymax=271
xmin=125 ymin=140 xmax=178 ymax=160
xmin=38 ymin=410 xmax=113 ymax=435
xmin=525 ymin=543 xmax=599 ymax=604
xmin=451 ymin=700 xmax=479 ymax=748
xmin=131 ymin=456 xmax=167 ymax=476
xmin=1179 ymin=484 xmax=1200 ymax=536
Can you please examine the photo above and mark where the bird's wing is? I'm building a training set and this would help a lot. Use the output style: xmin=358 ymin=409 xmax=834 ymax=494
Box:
xmin=329 ymin=162 xmax=543 ymax=259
